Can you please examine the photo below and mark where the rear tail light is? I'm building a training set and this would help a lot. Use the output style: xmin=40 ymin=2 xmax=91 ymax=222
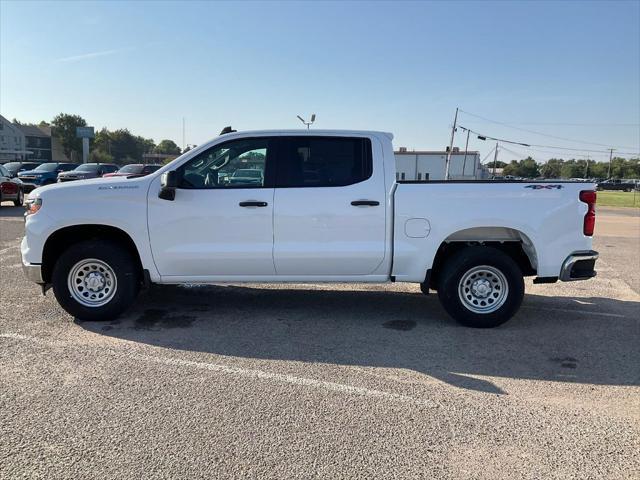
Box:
xmin=579 ymin=190 xmax=596 ymax=236
xmin=0 ymin=182 xmax=19 ymax=195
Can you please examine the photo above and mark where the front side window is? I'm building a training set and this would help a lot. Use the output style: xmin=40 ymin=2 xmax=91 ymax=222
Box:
xmin=277 ymin=137 xmax=372 ymax=187
xmin=177 ymin=138 xmax=270 ymax=189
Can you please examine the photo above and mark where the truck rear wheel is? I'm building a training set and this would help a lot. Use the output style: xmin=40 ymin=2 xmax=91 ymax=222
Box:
xmin=437 ymin=246 xmax=524 ymax=328
xmin=52 ymin=240 xmax=140 ymax=321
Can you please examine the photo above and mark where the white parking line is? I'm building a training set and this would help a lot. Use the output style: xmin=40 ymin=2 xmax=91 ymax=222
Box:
xmin=0 ymin=332 xmax=438 ymax=408
xmin=522 ymin=305 xmax=627 ymax=318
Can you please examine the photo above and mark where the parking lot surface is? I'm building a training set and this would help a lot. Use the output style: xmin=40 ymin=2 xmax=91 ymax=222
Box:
xmin=1 ymin=203 xmax=639 ymax=479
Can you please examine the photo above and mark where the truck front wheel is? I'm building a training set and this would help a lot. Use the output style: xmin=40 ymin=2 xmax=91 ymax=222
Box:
xmin=52 ymin=240 xmax=140 ymax=321
xmin=437 ymin=246 xmax=524 ymax=328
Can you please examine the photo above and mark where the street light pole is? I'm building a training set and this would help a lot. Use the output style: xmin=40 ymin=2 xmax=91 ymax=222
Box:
xmin=444 ymin=107 xmax=458 ymax=180
xmin=493 ymin=142 xmax=499 ymax=176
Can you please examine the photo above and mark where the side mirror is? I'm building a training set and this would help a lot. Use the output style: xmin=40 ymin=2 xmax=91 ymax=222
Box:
xmin=159 ymin=170 xmax=178 ymax=201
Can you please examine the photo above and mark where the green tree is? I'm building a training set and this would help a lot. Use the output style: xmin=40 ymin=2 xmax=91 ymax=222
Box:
xmin=89 ymin=149 xmax=114 ymax=163
xmin=540 ymin=158 xmax=563 ymax=179
xmin=155 ymin=139 xmax=181 ymax=155
xmin=51 ymin=113 xmax=88 ymax=160
xmin=491 ymin=160 xmax=507 ymax=169
xmin=502 ymin=157 xmax=540 ymax=177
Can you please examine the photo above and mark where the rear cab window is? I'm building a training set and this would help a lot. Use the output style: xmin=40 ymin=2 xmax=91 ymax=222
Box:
xmin=276 ymin=136 xmax=373 ymax=188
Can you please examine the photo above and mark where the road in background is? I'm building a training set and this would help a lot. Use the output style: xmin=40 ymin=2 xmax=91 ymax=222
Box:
xmin=1 ymin=203 xmax=639 ymax=479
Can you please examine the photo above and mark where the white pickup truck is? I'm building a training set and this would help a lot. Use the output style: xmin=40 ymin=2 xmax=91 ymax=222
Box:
xmin=21 ymin=129 xmax=599 ymax=328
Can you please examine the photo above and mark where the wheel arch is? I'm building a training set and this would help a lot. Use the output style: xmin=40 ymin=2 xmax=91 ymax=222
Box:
xmin=42 ymin=224 xmax=143 ymax=284
xmin=428 ymin=226 xmax=537 ymax=290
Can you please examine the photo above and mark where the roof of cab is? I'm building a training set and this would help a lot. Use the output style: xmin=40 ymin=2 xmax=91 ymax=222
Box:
xmin=218 ymin=129 xmax=394 ymax=140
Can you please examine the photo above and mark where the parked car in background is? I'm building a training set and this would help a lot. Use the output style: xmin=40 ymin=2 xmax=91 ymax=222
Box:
xmin=102 ymin=164 xmax=162 ymax=178
xmin=18 ymin=162 xmax=80 ymax=192
xmin=57 ymin=163 xmax=119 ymax=182
xmin=228 ymin=168 xmax=264 ymax=185
xmin=0 ymin=164 xmax=24 ymax=206
xmin=596 ymin=179 xmax=636 ymax=192
xmin=2 ymin=161 xmax=42 ymax=178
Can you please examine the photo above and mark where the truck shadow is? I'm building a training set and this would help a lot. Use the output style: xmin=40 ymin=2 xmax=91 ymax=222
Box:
xmin=77 ymin=284 xmax=640 ymax=395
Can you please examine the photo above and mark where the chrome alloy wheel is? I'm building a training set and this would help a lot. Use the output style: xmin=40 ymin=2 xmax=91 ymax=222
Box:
xmin=67 ymin=259 xmax=117 ymax=307
xmin=458 ymin=265 xmax=508 ymax=314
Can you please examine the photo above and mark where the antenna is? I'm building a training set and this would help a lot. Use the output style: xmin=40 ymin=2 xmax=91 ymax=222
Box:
xmin=297 ymin=114 xmax=316 ymax=130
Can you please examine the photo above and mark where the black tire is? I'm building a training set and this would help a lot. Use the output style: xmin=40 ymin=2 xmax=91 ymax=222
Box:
xmin=13 ymin=189 xmax=24 ymax=207
xmin=52 ymin=240 xmax=140 ymax=321
xmin=437 ymin=246 xmax=524 ymax=328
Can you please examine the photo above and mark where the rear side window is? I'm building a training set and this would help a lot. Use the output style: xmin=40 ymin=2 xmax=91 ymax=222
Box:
xmin=277 ymin=137 xmax=372 ymax=187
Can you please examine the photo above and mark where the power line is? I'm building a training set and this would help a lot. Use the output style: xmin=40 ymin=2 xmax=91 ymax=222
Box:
xmin=462 ymin=120 xmax=640 ymax=127
xmin=458 ymin=125 xmax=639 ymax=156
xmin=459 ymin=109 xmax=640 ymax=150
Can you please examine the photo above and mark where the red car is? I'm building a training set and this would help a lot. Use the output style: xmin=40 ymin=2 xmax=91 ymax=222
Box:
xmin=103 ymin=164 xmax=162 ymax=178
xmin=0 ymin=163 xmax=24 ymax=206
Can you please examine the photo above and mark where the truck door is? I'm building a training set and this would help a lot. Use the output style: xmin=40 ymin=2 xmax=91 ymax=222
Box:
xmin=147 ymin=137 xmax=276 ymax=277
xmin=273 ymin=136 xmax=387 ymax=276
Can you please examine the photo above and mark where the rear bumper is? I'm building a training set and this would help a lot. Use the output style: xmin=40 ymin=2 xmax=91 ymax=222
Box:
xmin=559 ymin=250 xmax=598 ymax=281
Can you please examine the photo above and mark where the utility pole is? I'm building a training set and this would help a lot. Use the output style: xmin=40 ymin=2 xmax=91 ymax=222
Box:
xmin=444 ymin=107 xmax=458 ymax=180
xmin=607 ymin=148 xmax=614 ymax=179
xmin=492 ymin=142 xmax=499 ymax=176
xmin=585 ymin=155 xmax=590 ymax=178
xmin=461 ymin=128 xmax=470 ymax=177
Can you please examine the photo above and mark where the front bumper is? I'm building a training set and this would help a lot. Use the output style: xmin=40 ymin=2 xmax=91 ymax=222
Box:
xmin=559 ymin=250 xmax=599 ymax=281
xmin=22 ymin=260 xmax=44 ymax=284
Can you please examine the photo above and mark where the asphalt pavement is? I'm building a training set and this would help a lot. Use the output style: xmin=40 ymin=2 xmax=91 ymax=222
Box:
xmin=1 ymin=203 xmax=638 ymax=479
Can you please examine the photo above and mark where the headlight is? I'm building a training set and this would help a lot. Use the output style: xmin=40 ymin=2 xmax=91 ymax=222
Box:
xmin=25 ymin=197 xmax=42 ymax=216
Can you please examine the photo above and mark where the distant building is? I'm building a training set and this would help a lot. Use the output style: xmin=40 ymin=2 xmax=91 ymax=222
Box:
xmin=12 ymin=123 xmax=70 ymax=162
xmin=15 ymin=124 xmax=52 ymax=162
xmin=0 ymin=115 xmax=29 ymax=162
xmin=394 ymin=147 xmax=487 ymax=181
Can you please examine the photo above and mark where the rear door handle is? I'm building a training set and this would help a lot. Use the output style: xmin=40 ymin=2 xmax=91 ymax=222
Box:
xmin=239 ymin=201 xmax=268 ymax=207
xmin=351 ymin=200 xmax=380 ymax=206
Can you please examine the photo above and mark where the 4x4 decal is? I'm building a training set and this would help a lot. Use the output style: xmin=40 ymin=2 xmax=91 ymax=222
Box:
xmin=525 ymin=184 xmax=563 ymax=190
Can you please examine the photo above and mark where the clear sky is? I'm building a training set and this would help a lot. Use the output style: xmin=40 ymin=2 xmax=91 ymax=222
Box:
xmin=1 ymin=0 xmax=639 ymax=162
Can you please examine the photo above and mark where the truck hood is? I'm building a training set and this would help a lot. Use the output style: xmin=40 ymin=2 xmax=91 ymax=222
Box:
xmin=29 ymin=176 xmax=150 ymax=199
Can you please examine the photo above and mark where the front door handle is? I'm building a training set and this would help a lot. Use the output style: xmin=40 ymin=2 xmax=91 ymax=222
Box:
xmin=351 ymin=200 xmax=380 ymax=206
xmin=239 ymin=201 xmax=268 ymax=207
